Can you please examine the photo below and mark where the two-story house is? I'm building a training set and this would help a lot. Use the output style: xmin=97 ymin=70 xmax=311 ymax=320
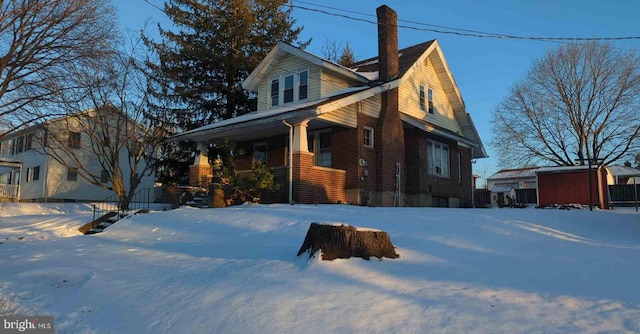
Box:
xmin=171 ymin=5 xmax=487 ymax=207
xmin=0 ymin=110 xmax=155 ymax=202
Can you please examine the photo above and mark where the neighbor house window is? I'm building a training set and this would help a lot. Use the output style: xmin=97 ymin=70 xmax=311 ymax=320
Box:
xmin=67 ymin=167 xmax=78 ymax=181
xmin=26 ymin=166 xmax=39 ymax=182
xmin=253 ymin=142 xmax=267 ymax=163
xmin=270 ymin=79 xmax=279 ymax=107
xmin=283 ymin=74 xmax=294 ymax=103
xmin=364 ymin=127 xmax=374 ymax=148
xmin=308 ymin=131 xmax=331 ymax=167
xmin=298 ymin=70 xmax=308 ymax=100
xmin=68 ymin=131 xmax=81 ymax=149
xmin=419 ymin=85 xmax=426 ymax=111
xmin=101 ymin=169 xmax=109 ymax=183
xmin=427 ymin=140 xmax=450 ymax=177
xmin=25 ymin=134 xmax=33 ymax=150
xmin=428 ymin=88 xmax=434 ymax=114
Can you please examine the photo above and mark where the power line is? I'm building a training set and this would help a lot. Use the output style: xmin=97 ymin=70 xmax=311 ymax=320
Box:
xmin=288 ymin=1 xmax=640 ymax=42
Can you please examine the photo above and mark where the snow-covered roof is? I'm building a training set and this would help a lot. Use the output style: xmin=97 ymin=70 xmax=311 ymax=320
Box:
xmin=606 ymin=165 xmax=640 ymax=177
xmin=487 ymin=167 xmax=539 ymax=180
xmin=536 ymin=165 xmax=598 ymax=173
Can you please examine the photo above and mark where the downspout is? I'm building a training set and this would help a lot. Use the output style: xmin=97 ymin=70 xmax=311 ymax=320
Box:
xmin=42 ymin=154 xmax=50 ymax=202
xmin=282 ymin=120 xmax=293 ymax=204
xmin=470 ymin=146 xmax=475 ymax=208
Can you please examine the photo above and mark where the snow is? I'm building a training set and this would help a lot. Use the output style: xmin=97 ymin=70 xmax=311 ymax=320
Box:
xmin=1 ymin=203 xmax=640 ymax=333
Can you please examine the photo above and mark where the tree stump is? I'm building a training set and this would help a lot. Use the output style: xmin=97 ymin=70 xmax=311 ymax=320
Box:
xmin=297 ymin=223 xmax=399 ymax=260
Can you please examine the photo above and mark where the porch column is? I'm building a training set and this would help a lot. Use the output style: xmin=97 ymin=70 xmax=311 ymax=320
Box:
xmin=292 ymin=120 xmax=309 ymax=153
xmin=189 ymin=142 xmax=212 ymax=188
xmin=291 ymin=120 xmax=314 ymax=203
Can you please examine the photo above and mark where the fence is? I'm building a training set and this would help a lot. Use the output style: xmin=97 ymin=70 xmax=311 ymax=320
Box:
xmin=92 ymin=188 xmax=154 ymax=221
xmin=608 ymin=184 xmax=640 ymax=207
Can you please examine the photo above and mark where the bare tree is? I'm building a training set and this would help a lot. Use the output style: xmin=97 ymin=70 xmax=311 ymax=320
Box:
xmin=35 ymin=36 xmax=166 ymax=210
xmin=492 ymin=41 xmax=640 ymax=168
xmin=0 ymin=0 xmax=116 ymax=135
xmin=321 ymin=36 xmax=356 ymax=66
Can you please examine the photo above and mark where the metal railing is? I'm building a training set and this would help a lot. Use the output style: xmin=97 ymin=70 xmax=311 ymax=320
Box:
xmin=0 ymin=184 xmax=19 ymax=200
xmin=92 ymin=188 xmax=153 ymax=221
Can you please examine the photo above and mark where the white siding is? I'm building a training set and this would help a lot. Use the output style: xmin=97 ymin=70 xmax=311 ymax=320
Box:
xmin=256 ymin=54 xmax=321 ymax=112
xmin=361 ymin=96 xmax=381 ymax=118
xmin=320 ymin=70 xmax=352 ymax=97
xmin=399 ymin=55 xmax=463 ymax=134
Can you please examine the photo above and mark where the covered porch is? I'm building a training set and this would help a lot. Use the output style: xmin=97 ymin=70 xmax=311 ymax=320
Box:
xmin=0 ymin=159 xmax=22 ymax=201
xmin=173 ymin=105 xmax=351 ymax=205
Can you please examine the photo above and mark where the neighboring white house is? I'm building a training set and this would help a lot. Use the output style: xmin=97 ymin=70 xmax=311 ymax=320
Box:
xmin=0 ymin=111 xmax=155 ymax=202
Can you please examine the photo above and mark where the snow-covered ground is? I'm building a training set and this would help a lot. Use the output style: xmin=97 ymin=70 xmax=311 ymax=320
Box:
xmin=1 ymin=202 xmax=640 ymax=333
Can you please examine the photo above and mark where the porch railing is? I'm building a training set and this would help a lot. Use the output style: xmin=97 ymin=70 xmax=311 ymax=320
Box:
xmin=92 ymin=188 xmax=153 ymax=221
xmin=0 ymin=184 xmax=19 ymax=199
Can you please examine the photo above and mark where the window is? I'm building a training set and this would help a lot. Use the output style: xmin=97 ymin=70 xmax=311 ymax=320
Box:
xmin=270 ymin=69 xmax=309 ymax=107
xmin=427 ymin=140 xmax=450 ymax=177
xmin=16 ymin=136 xmax=24 ymax=153
xmin=100 ymin=169 xmax=109 ymax=183
xmin=427 ymin=88 xmax=434 ymax=114
xmin=432 ymin=196 xmax=449 ymax=208
xmin=419 ymin=85 xmax=426 ymax=111
xmin=68 ymin=131 xmax=81 ymax=149
xmin=67 ymin=167 xmax=78 ymax=181
xmin=299 ymin=70 xmax=308 ymax=100
xmin=308 ymin=131 xmax=331 ymax=167
xmin=364 ymin=127 xmax=374 ymax=148
xmin=26 ymin=166 xmax=40 ymax=182
xmin=253 ymin=142 xmax=267 ymax=163
xmin=270 ymin=79 xmax=279 ymax=106
xmin=283 ymin=74 xmax=294 ymax=103
xmin=25 ymin=134 xmax=33 ymax=150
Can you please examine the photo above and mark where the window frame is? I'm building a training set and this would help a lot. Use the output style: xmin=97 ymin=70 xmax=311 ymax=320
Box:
xmin=307 ymin=130 xmax=332 ymax=167
xmin=419 ymin=85 xmax=426 ymax=111
xmin=253 ymin=142 xmax=268 ymax=164
xmin=67 ymin=167 xmax=78 ymax=182
xmin=270 ymin=78 xmax=280 ymax=107
xmin=283 ymin=74 xmax=295 ymax=103
xmin=269 ymin=69 xmax=310 ymax=108
xmin=427 ymin=139 xmax=450 ymax=178
xmin=363 ymin=126 xmax=374 ymax=148
xmin=427 ymin=88 xmax=434 ymax=114
xmin=68 ymin=131 xmax=81 ymax=149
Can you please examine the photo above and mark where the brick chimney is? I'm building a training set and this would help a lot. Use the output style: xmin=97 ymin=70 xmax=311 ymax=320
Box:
xmin=373 ymin=5 xmax=405 ymax=206
xmin=377 ymin=5 xmax=399 ymax=81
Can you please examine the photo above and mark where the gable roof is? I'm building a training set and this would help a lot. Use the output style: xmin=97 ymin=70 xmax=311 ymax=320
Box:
xmin=487 ymin=167 xmax=539 ymax=180
xmin=243 ymin=42 xmax=371 ymax=92
xmin=176 ymin=40 xmax=487 ymax=158
xmin=349 ymin=40 xmax=435 ymax=80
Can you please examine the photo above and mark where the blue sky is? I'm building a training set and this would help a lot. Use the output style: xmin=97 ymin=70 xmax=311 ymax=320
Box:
xmin=117 ymin=0 xmax=640 ymax=181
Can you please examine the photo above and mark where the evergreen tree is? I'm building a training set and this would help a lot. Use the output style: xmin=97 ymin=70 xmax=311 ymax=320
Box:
xmin=144 ymin=0 xmax=308 ymax=184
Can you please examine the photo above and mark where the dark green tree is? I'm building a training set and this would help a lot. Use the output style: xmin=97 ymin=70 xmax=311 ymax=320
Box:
xmin=144 ymin=0 xmax=308 ymax=184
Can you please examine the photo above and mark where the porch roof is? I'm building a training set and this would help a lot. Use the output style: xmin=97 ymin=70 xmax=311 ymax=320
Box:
xmin=168 ymin=85 xmax=379 ymax=143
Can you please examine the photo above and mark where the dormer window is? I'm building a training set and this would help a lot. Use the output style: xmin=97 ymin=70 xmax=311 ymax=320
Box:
xmin=284 ymin=74 xmax=294 ymax=103
xmin=299 ymin=70 xmax=308 ymax=100
xmin=269 ymin=69 xmax=309 ymax=107
xmin=270 ymin=79 xmax=279 ymax=107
